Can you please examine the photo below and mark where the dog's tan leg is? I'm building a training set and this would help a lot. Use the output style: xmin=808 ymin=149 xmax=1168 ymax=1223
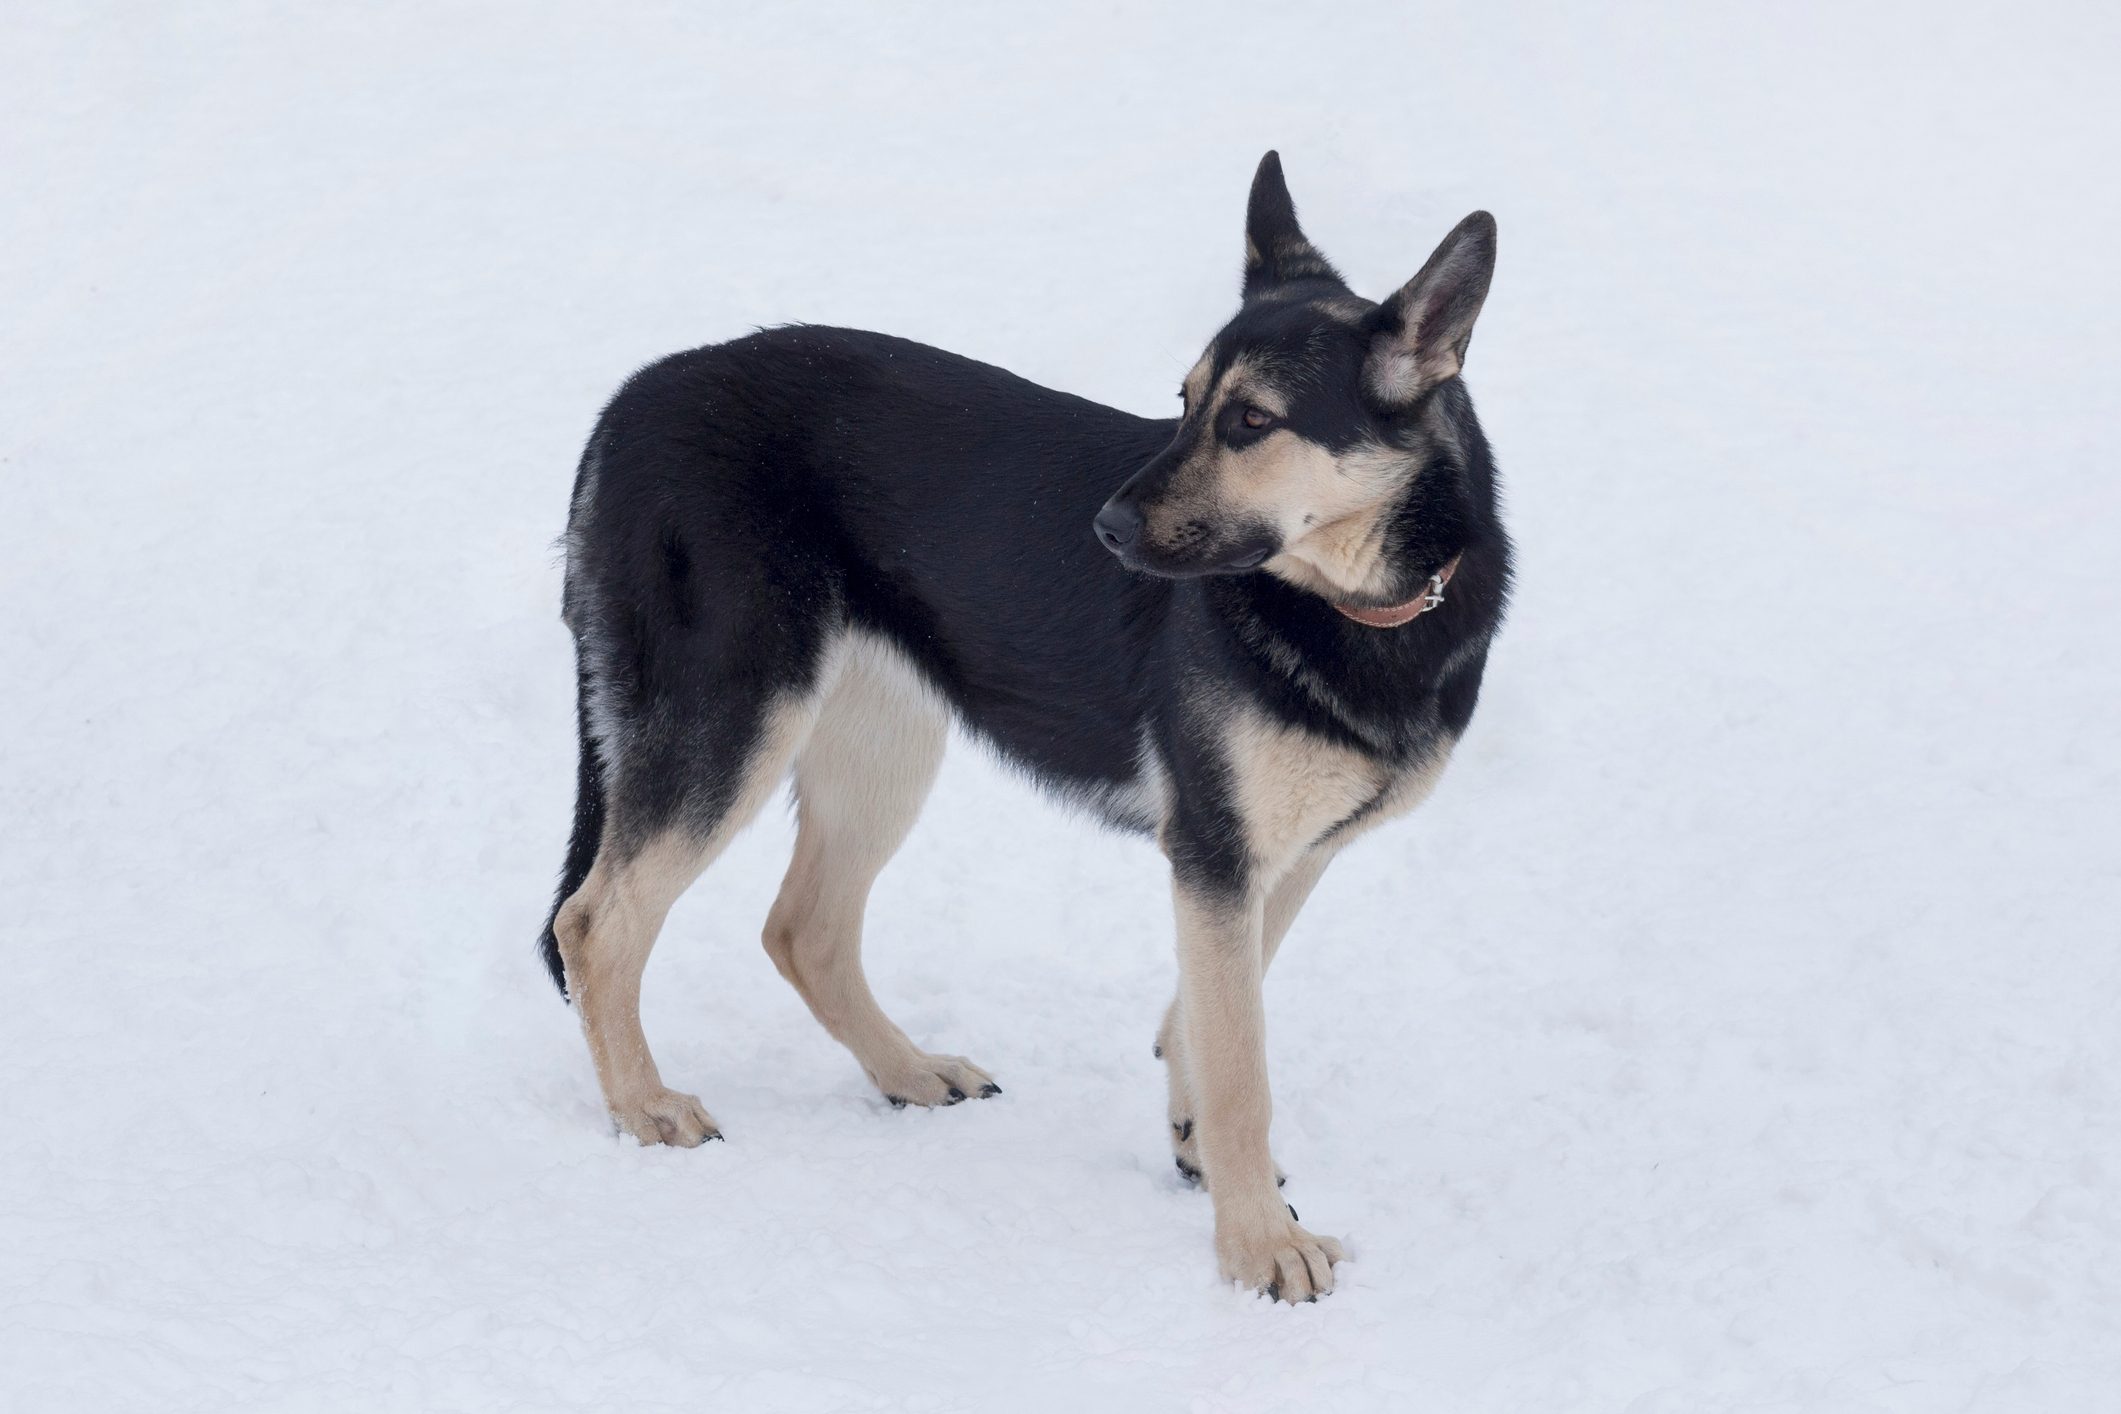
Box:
xmin=1161 ymin=845 xmax=1332 ymax=1183
xmin=1175 ymin=877 xmax=1345 ymax=1300
xmin=554 ymin=705 xmax=810 ymax=1146
xmin=761 ymin=638 xmax=996 ymax=1107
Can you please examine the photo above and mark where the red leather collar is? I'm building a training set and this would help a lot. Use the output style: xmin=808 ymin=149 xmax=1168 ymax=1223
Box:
xmin=1333 ymin=554 xmax=1461 ymax=628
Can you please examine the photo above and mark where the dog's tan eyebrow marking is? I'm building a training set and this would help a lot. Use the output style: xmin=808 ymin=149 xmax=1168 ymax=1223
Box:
xmin=1212 ymin=353 xmax=1289 ymax=418
xmin=1208 ymin=352 xmax=1291 ymax=420
xmin=1223 ymin=380 xmax=1289 ymax=418
xmin=1182 ymin=354 xmax=1214 ymax=407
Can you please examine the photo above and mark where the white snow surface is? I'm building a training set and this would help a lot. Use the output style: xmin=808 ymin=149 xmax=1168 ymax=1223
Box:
xmin=5 ymin=4 xmax=2119 ymax=1410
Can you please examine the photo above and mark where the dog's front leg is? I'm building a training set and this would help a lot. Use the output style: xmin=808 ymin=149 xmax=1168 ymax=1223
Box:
xmin=1173 ymin=878 xmax=1345 ymax=1301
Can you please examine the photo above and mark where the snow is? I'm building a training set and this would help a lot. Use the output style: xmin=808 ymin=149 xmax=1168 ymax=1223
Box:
xmin=4 ymin=3 xmax=2118 ymax=1409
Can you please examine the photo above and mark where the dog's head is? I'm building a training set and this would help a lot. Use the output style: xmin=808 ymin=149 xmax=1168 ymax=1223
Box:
xmin=1094 ymin=152 xmax=1496 ymax=607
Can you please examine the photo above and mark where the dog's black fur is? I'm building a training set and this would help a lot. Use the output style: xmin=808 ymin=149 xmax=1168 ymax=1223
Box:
xmin=539 ymin=155 xmax=1509 ymax=993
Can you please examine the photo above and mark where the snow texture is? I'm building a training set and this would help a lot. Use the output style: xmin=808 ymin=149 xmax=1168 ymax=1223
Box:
xmin=4 ymin=4 xmax=2118 ymax=1410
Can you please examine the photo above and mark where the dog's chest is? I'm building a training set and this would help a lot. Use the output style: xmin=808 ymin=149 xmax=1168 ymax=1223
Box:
xmin=1221 ymin=707 xmax=1455 ymax=866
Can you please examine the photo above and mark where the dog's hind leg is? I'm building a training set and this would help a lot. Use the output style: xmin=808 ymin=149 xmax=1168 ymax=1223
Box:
xmin=761 ymin=639 xmax=998 ymax=1108
xmin=1159 ymin=844 xmax=1333 ymax=1185
xmin=554 ymin=698 xmax=814 ymax=1146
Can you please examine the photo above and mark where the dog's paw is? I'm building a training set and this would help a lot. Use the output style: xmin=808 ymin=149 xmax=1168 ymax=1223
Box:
xmin=1218 ymin=1214 xmax=1346 ymax=1303
xmin=613 ymin=1088 xmax=721 ymax=1147
xmin=869 ymin=1051 xmax=1001 ymax=1109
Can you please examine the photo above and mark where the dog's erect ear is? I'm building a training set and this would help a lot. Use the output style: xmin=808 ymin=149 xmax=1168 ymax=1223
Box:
xmin=1364 ymin=211 xmax=1498 ymax=405
xmin=1243 ymin=151 xmax=1343 ymax=299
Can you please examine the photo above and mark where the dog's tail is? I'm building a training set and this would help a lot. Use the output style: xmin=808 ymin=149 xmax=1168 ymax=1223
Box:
xmin=538 ymin=650 xmax=607 ymax=999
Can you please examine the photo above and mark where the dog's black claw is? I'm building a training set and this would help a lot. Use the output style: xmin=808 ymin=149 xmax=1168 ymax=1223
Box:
xmin=1153 ymin=1043 xmax=1163 ymax=1059
xmin=1175 ymin=1156 xmax=1202 ymax=1185
xmin=1266 ymin=1282 xmax=1281 ymax=1303
xmin=887 ymin=1096 xmax=909 ymax=1110
xmin=1277 ymin=1173 xmax=1286 ymax=1188
xmin=946 ymin=1087 xmax=966 ymax=1103
xmin=706 ymin=1131 xmax=724 ymax=1142
xmin=1286 ymin=1202 xmax=1300 ymax=1222
xmin=979 ymin=1083 xmax=1001 ymax=1097
xmin=1173 ymin=1118 xmax=1193 ymax=1143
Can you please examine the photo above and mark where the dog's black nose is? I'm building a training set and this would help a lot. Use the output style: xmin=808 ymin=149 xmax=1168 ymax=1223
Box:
xmin=1094 ymin=500 xmax=1143 ymax=554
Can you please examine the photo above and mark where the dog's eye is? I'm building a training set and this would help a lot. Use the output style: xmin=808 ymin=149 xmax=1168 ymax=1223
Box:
xmin=1241 ymin=406 xmax=1272 ymax=429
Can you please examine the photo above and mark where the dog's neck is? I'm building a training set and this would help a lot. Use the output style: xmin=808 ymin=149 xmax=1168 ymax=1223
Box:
xmin=1332 ymin=555 xmax=1460 ymax=628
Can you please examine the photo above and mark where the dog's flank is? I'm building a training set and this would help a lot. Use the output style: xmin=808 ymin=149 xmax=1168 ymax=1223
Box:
xmin=540 ymin=150 xmax=1510 ymax=1301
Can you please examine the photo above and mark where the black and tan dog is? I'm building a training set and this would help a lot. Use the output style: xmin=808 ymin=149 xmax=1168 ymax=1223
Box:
xmin=540 ymin=152 xmax=1510 ymax=1301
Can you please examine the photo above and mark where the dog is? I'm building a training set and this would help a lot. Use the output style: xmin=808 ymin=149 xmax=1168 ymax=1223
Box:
xmin=539 ymin=151 xmax=1510 ymax=1302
